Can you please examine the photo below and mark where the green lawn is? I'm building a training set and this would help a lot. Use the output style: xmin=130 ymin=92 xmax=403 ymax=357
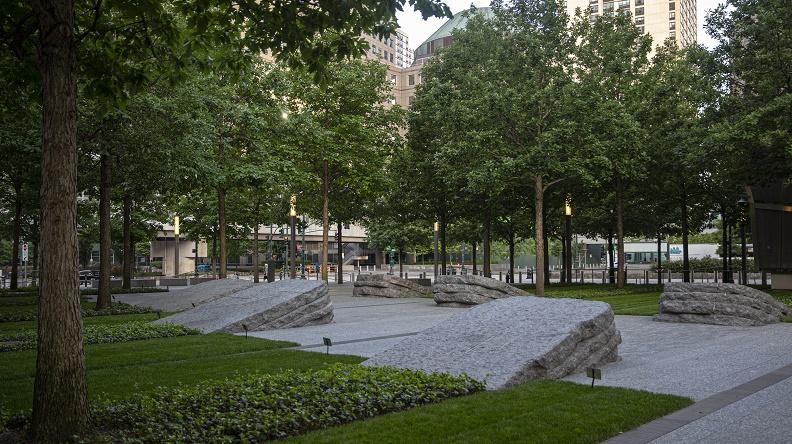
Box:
xmin=514 ymin=284 xmax=792 ymax=317
xmin=288 ymin=380 xmax=692 ymax=444
xmin=0 ymin=312 xmax=166 ymax=333
xmin=0 ymin=333 xmax=364 ymax=413
xmin=515 ymin=284 xmax=662 ymax=315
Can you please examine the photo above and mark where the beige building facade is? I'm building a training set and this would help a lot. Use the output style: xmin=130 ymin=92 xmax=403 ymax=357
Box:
xmin=567 ymin=0 xmax=697 ymax=48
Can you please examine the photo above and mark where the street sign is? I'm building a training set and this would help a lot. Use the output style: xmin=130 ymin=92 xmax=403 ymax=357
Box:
xmin=21 ymin=243 xmax=28 ymax=262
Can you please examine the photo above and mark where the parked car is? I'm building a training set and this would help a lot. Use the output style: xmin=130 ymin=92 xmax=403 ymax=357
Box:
xmin=195 ymin=264 xmax=211 ymax=272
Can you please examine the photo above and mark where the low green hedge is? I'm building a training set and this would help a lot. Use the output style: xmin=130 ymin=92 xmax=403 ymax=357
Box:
xmin=0 ymin=287 xmax=38 ymax=297
xmin=0 ymin=321 xmax=199 ymax=352
xmin=85 ymin=365 xmax=484 ymax=443
xmin=0 ymin=302 xmax=154 ymax=323
xmin=81 ymin=287 xmax=168 ymax=295
xmin=651 ymin=257 xmax=757 ymax=273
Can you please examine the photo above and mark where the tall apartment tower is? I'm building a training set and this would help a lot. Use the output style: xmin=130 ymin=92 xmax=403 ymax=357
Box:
xmin=363 ymin=29 xmax=412 ymax=68
xmin=567 ymin=0 xmax=697 ymax=47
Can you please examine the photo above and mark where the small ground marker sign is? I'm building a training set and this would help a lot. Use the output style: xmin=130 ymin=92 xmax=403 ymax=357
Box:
xmin=323 ymin=337 xmax=332 ymax=354
xmin=586 ymin=367 xmax=602 ymax=387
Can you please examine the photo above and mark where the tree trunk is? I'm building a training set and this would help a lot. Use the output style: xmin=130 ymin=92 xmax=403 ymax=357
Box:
xmin=253 ymin=226 xmax=260 ymax=283
xmin=534 ymin=175 xmax=545 ymax=296
xmin=607 ymin=229 xmax=615 ymax=284
xmin=560 ymin=234 xmax=567 ymax=284
xmin=122 ymin=195 xmax=133 ymax=290
xmin=543 ymin=233 xmax=550 ymax=285
xmin=399 ymin=248 xmax=403 ymax=274
xmin=727 ymin=221 xmax=733 ymax=283
xmin=31 ymin=0 xmax=90 ymax=438
xmin=616 ymin=179 xmax=626 ymax=288
xmin=681 ymin=192 xmax=690 ymax=283
xmin=721 ymin=207 xmax=728 ymax=282
xmin=218 ymin=187 xmax=227 ymax=279
xmin=483 ymin=208 xmax=491 ymax=278
xmin=96 ymin=153 xmax=112 ymax=309
xmin=657 ymin=231 xmax=662 ymax=285
xmin=440 ymin=216 xmax=447 ymax=275
xmin=10 ymin=181 xmax=21 ymax=289
xmin=321 ymin=160 xmax=329 ymax=282
xmin=337 ymin=222 xmax=343 ymax=284
xmin=472 ymin=241 xmax=477 ymax=275
xmin=508 ymin=231 xmax=515 ymax=283
xmin=211 ymin=231 xmax=217 ymax=279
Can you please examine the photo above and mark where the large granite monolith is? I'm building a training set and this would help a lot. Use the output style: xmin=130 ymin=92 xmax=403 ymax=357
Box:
xmin=655 ymin=282 xmax=790 ymax=326
xmin=155 ymin=280 xmax=332 ymax=333
xmin=433 ymin=274 xmax=529 ymax=306
xmin=353 ymin=274 xmax=431 ymax=298
xmin=363 ymin=296 xmax=621 ymax=389
xmin=110 ymin=278 xmax=252 ymax=311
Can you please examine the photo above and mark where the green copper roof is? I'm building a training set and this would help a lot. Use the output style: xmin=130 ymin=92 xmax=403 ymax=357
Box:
xmin=414 ymin=7 xmax=495 ymax=60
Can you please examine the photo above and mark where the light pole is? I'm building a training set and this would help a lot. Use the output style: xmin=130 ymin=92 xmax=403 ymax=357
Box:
xmin=300 ymin=215 xmax=306 ymax=279
xmin=173 ymin=216 xmax=180 ymax=276
xmin=289 ymin=195 xmax=297 ymax=279
xmin=564 ymin=200 xmax=572 ymax=284
xmin=433 ymin=222 xmax=439 ymax=278
xmin=738 ymin=196 xmax=748 ymax=284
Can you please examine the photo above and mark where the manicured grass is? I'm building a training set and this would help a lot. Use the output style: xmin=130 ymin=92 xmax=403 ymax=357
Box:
xmin=0 ymin=312 xmax=167 ymax=333
xmin=515 ymin=284 xmax=662 ymax=316
xmin=288 ymin=380 xmax=692 ymax=444
xmin=0 ymin=333 xmax=364 ymax=413
xmin=514 ymin=284 xmax=792 ymax=317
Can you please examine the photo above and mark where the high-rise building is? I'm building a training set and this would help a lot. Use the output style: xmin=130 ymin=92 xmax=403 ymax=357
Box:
xmin=567 ymin=0 xmax=697 ymax=48
xmin=363 ymin=29 xmax=412 ymax=68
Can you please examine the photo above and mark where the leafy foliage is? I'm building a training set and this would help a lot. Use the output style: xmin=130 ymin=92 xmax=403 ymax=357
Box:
xmin=84 ymin=365 xmax=483 ymax=442
xmin=0 ymin=322 xmax=198 ymax=352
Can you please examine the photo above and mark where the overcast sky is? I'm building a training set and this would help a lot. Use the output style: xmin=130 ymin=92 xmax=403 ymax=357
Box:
xmin=396 ymin=0 xmax=725 ymax=51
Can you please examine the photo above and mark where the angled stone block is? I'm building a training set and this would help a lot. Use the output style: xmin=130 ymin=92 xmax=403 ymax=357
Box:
xmin=433 ymin=274 xmax=529 ymax=306
xmin=655 ymin=283 xmax=790 ymax=326
xmin=155 ymin=280 xmax=332 ymax=333
xmin=353 ymin=274 xmax=432 ymax=298
xmin=363 ymin=296 xmax=621 ymax=389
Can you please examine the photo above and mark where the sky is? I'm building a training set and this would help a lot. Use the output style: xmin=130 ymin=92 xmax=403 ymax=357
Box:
xmin=396 ymin=0 xmax=724 ymax=51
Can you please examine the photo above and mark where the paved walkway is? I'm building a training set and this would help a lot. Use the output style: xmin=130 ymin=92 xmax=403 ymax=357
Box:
xmin=245 ymin=285 xmax=792 ymax=443
xmin=247 ymin=285 xmax=467 ymax=356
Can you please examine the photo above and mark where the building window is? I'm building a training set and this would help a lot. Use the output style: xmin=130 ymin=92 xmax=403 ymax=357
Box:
xmin=390 ymin=75 xmax=396 ymax=84
xmin=390 ymin=53 xmax=394 ymax=63
xmin=669 ymin=11 xmax=675 ymax=19
xmin=669 ymin=21 xmax=676 ymax=30
xmin=635 ymin=6 xmax=644 ymax=15
xmin=669 ymin=31 xmax=676 ymax=38
xmin=603 ymin=1 xmax=614 ymax=12
xmin=635 ymin=16 xmax=644 ymax=25
xmin=408 ymin=74 xmax=415 ymax=86
xmin=669 ymin=2 xmax=675 ymax=10
xmin=408 ymin=96 xmax=414 ymax=106
xmin=617 ymin=0 xmax=629 ymax=10
xmin=590 ymin=4 xmax=599 ymax=13
xmin=635 ymin=0 xmax=643 ymax=4
xmin=637 ymin=25 xmax=644 ymax=33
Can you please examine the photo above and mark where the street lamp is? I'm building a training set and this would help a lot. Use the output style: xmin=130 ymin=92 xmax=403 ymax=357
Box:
xmin=433 ymin=222 xmax=439 ymax=278
xmin=300 ymin=215 xmax=307 ymax=279
xmin=738 ymin=196 xmax=748 ymax=284
xmin=564 ymin=200 xmax=572 ymax=284
xmin=173 ymin=216 xmax=180 ymax=276
xmin=289 ymin=195 xmax=297 ymax=279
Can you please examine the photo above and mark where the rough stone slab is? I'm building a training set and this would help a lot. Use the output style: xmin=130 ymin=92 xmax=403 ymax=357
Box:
xmin=155 ymin=280 xmax=332 ymax=333
xmin=353 ymin=274 xmax=432 ymax=298
xmin=363 ymin=296 xmax=621 ymax=389
xmin=433 ymin=274 xmax=529 ymax=306
xmin=99 ymin=278 xmax=253 ymax=312
xmin=655 ymin=283 xmax=790 ymax=326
